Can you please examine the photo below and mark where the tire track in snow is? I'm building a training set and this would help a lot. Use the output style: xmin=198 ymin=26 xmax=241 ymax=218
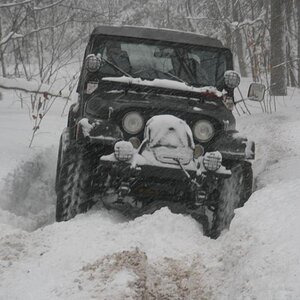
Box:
xmin=0 ymin=147 xmax=58 ymax=231
xmin=236 ymin=105 xmax=300 ymax=190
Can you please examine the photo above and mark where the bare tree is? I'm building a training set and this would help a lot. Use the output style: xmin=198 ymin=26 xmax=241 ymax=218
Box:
xmin=270 ymin=0 xmax=287 ymax=95
xmin=297 ymin=0 xmax=300 ymax=86
xmin=232 ymin=0 xmax=247 ymax=77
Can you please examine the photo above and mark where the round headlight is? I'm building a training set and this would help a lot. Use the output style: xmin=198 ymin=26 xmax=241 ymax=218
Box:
xmin=122 ymin=112 xmax=144 ymax=134
xmin=193 ymin=120 xmax=214 ymax=142
xmin=224 ymin=70 xmax=241 ymax=89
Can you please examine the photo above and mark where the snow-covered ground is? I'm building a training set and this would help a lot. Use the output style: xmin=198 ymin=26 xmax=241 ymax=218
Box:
xmin=0 ymin=84 xmax=300 ymax=299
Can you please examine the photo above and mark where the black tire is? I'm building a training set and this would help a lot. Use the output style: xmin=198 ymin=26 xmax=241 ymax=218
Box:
xmin=55 ymin=135 xmax=63 ymax=194
xmin=56 ymin=145 xmax=94 ymax=222
xmin=209 ymin=161 xmax=253 ymax=238
xmin=55 ymin=128 xmax=71 ymax=193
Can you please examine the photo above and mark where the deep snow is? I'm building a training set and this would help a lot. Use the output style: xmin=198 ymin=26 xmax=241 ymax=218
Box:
xmin=0 ymin=84 xmax=300 ymax=299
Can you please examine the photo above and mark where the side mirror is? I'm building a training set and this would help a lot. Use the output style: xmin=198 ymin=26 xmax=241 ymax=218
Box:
xmin=247 ymin=83 xmax=266 ymax=102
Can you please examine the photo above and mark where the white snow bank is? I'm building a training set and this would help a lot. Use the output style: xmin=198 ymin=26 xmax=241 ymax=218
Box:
xmin=0 ymin=208 xmax=215 ymax=300
xmin=218 ymin=179 xmax=300 ymax=299
xmin=235 ymin=101 xmax=300 ymax=188
xmin=0 ymin=90 xmax=66 ymax=231
xmin=2 ymin=173 xmax=300 ymax=300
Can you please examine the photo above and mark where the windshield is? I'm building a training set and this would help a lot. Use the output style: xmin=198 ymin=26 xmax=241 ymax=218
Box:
xmin=92 ymin=37 xmax=230 ymax=88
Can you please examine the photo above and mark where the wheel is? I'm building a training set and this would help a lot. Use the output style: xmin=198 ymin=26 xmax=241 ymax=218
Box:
xmin=209 ymin=161 xmax=253 ymax=238
xmin=55 ymin=135 xmax=63 ymax=194
xmin=55 ymin=128 xmax=71 ymax=193
xmin=56 ymin=144 xmax=95 ymax=222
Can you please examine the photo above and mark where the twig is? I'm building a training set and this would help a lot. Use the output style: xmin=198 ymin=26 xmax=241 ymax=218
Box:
xmin=0 ymin=83 xmax=70 ymax=100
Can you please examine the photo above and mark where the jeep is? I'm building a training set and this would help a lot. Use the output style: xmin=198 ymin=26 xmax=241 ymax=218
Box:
xmin=55 ymin=26 xmax=265 ymax=238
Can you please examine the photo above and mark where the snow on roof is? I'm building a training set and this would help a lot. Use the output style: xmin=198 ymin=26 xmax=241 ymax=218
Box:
xmin=102 ymin=76 xmax=223 ymax=98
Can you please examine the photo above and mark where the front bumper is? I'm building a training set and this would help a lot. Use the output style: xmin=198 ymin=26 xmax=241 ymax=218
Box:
xmin=100 ymin=152 xmax=231 ymax=181
xmin=99 ymin=151 xmax=232 ymax=215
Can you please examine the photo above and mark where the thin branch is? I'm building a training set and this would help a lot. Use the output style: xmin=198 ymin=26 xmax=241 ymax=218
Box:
xmin=33 ymin=0 xmax=66 ymax=11
xmin=0 ymin=84 xmax=70 ymax=100
xmin=0 ymin=0 xmax=31 ymax=9
xmin=0 ymin=18 xmax=72 ymax=47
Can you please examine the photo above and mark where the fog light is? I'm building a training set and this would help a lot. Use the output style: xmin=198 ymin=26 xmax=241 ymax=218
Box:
xmin=224 ymin=71 xmax=240 ymax=89
xmin=114 ymin=141 xmax=134 ymax=161
xmin=85 ymin=54 xmax=101 ymax=72
xmin=203 ymin=151 xmax=222 ymax=171
xmin=129 ymin=137 xmax=141 ymax=149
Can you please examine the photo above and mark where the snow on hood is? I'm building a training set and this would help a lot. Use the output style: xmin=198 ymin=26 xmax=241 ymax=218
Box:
xmin=102 ymin=76 xmax=223 ymax=97
xmin=145 ymin=115 xmax=195 ymax=149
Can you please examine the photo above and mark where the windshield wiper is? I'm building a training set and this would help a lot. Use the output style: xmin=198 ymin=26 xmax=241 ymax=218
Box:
xmin=135 ymin=67 xmax=190 ymax=86
xmin=160 ymin=70 xmax=189 ymax=86
xmin=101 ymin=55 xmax=132 ymax=78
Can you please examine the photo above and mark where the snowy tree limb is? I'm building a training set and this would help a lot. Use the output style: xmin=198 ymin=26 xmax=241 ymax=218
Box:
xmin=0 ymin=0 xmax=31 ymax=9
xmin=0 ymin=18 xmax=72 ymax=46
xmin=0 ymin=77 xmax=70 ymax=100
xmin=33 ymin=0 xmax=66 ymax=12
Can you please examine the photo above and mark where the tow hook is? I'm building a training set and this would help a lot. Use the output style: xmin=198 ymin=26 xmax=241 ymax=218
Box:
xmin=115 ymin=182 xmax=131 ymax=203
xmin=195 ymin=189 xmax=207 ymax=206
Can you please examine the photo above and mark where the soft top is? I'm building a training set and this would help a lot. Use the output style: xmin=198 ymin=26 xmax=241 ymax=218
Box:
xmin=91 ymin=25 xmax=224 ymax=49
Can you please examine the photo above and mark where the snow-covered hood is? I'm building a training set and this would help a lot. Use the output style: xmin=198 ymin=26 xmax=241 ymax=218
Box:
xmin=85 ymin=88 xmax=236 ymax=132
xmin=102 ymin=76 xmax=223 ymax=98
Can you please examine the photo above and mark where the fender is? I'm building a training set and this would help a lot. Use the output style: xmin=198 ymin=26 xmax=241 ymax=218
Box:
xmin=209 ymin=132 xmax=255 ymax=160
xmin=76 ymin=117 xmax=123 ymax=145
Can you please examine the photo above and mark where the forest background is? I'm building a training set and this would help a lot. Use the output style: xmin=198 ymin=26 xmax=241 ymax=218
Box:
xmin=0 ymin=0 xmax=298 ymax=99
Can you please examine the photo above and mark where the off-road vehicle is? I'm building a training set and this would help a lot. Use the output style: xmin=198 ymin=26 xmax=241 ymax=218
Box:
xmin=55 ymin=26 xmax=265 ymax=238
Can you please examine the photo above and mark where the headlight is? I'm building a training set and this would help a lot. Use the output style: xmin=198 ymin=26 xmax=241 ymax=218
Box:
xmin=193 ymin=120 xmax=214 ymax=142
xmin=122 ymin=112 xmax=144 ymax=134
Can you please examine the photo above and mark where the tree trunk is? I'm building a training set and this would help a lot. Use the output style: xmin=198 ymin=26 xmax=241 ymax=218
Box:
xmin=286 ymin=0 xmax=296 ymax=87
xmin=297 ymin=0 xmax=300 ymax=86
xmin=232 ymin=0 xmax=247 ymax=77
xmin=224 ymin=0 xmax=232 ymax=49
xmin=0 ymin=16 xmax=6 ymax=77
xmin=270 ymin=0 xmax=287 ymax=95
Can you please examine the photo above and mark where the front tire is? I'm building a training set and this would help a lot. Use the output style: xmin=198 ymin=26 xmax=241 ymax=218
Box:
xmin=56 ymin=144 xmax=94 ymax=222
xmin=210 ymin=161 xmax=253 ymax=238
